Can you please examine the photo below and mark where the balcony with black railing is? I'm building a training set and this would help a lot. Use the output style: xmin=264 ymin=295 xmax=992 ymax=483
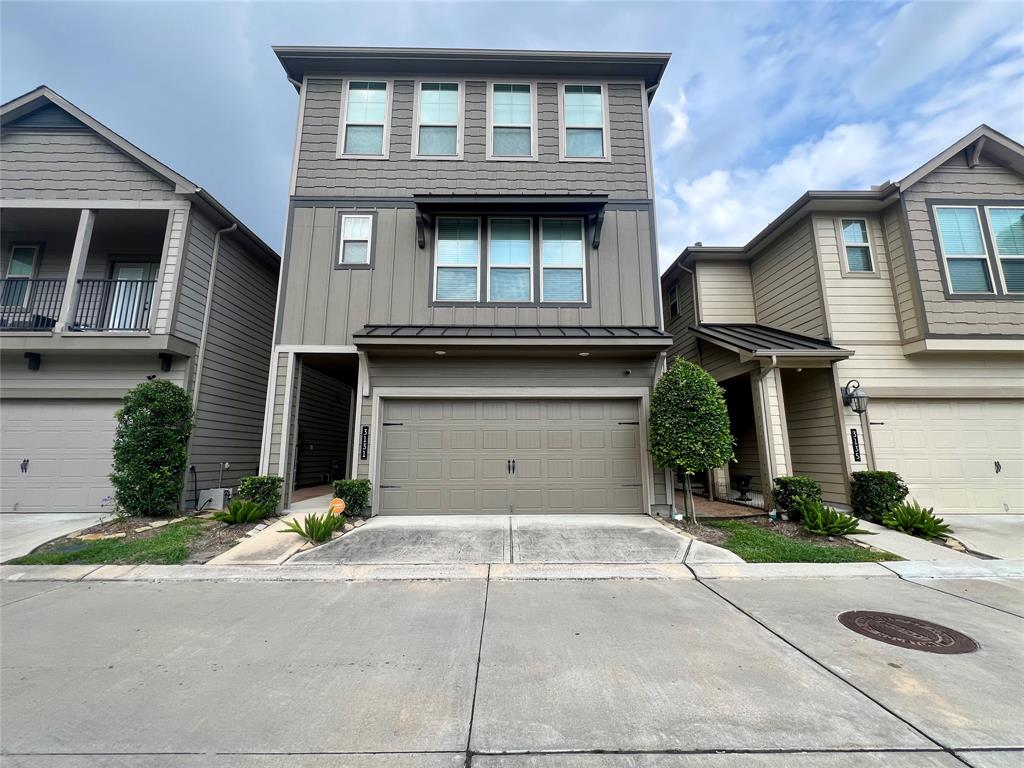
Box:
xmin=0 ymin=278 xmax=66 ymax=331
xmin=71 ymin=279 xmax=156 ymax=332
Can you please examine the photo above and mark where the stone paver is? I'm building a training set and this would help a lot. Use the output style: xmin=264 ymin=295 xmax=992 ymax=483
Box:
xmin=942 ymin=515 xmax=1024 ymax=560
xmin=705 ymin=576 xmax=1024 ymax=749
xmin=846 ymin=519 xmax=974 ymax=561
xmin=0 ymin=513 xmax=108 ymax=562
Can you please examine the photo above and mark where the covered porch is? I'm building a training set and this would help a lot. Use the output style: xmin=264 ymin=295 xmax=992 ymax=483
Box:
xmin=689 ymin=323 xmax=856 ymax=511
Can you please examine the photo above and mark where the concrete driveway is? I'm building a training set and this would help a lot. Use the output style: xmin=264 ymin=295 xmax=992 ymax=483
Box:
xmin=0 ymin=513 xmax=107 ymax=562
xmin=943 ymin=515 xmax=1024 ymax=559
xmin=1 ymin=562 xmax=1022 ymax=765
xmin=289 ymin=514 xmax=713 ymax=565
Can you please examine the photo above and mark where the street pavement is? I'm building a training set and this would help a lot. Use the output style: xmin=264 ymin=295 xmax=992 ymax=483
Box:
xmin=1 ymin=565 xmax=1022 ymax=767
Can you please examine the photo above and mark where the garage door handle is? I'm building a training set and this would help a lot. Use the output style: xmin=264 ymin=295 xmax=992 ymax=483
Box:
xmin=619 ymin=421 xmax=640 ymax=425
xmin=512 ymin=459 xmax=516 ymax=475
xmin=995 ymin=461 xmax=1002 ymax=474
xmin=621 ymin=483 xmax=642 ymax=487
xmin=507 ymin=459 xmax=512 ymax=475
xmin=379 ymin=485 xmax=401 ymax=489
xmin=383 ymin=422 xmax=403 ymax=426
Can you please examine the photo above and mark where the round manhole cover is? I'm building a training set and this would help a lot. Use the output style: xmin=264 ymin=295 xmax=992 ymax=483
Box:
xmin=838 ymin=610 xmax=978 ymax=654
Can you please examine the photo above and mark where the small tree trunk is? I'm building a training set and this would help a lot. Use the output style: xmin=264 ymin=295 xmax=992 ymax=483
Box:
xmin=684 ymin=474 xmax=697 ymax=524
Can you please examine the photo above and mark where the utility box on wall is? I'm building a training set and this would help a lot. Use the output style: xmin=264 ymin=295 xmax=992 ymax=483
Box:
xmin=198 ymin=488 xmax=232 ymax=511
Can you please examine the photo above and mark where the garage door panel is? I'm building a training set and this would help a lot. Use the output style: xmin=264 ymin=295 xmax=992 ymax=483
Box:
xmin=870 ymin=399 xmax=1024 ymax=514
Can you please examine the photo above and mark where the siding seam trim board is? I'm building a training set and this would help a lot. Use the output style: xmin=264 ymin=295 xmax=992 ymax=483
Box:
xmin=277 ymin=352 xmax=296 ymax=478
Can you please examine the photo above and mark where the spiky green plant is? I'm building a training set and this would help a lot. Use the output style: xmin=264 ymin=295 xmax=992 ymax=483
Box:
xmin=797 ymin=497 xmax=866 ymax=536
xmin=212 ymin=499 xmax=272 ymax=525
xmin=882 ymin=500 xmax=952 ymax=540
xmin=280 ymin=512 xmax=345 ymax=543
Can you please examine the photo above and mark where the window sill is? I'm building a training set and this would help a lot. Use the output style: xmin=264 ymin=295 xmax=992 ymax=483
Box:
xmin=559 ymin=156 xmax=612 ymax=163
xmin=334 ymin=153 xmax=390 ymax=161
xmin=410 ymin=155 xmax=465 ymax=162
xmin=485 ymin=155 xmax=540 ymax=162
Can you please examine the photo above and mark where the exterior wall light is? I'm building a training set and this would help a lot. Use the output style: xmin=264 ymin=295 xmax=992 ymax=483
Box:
xmin=842 ymin=379 xmax=869 ymax=414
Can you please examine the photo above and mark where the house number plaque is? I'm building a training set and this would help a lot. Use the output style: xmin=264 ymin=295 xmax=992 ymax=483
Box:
xmin=360 ymin=426 xmax=369 ymax=461
xmin=850 ymin=428 xmax=861 ymax=462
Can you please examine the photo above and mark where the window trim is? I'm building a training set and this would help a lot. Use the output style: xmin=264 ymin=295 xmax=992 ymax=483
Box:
xmin=933 ymin=204 xmax=996 ymax=295
xmin=412 ymin=80 xmax=465 ymax=161
xmin=336 ymin=79 xmax=393 ymax=160
xmin=836 ymin=217 xmax=878 ymax=277
xmin=668 ymin=283 xmax=679 ymax=319
xmin=984 ymin=205 xmax=1024 ymax=294
xmin=334 ymin=211 xmax=377 ymax=270
xmin=485 ymin=81 xmax=538 ymax=162
xmin=433 ymin=216 xmax=481 ymax=302
xmin=486 ymin=217 xmax=534 ymax=303
xmin=558 ymin=82 xmax=610 ymax=162
xmin=5 ymin=243 xmax=39 ymax=279
xmin=539 ymin=216 xmax=588 ymax=303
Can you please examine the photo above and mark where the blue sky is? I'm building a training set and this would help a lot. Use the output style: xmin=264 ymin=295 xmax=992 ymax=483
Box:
xmin=3 ymin=1 xmax=1022 ymax=269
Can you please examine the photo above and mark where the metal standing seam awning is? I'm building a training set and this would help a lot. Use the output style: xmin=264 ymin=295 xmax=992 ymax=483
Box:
xmin=354 ymin=325 xmax=674 ymax=348
xmin=691 ymin=323 xmax=854 ymax=361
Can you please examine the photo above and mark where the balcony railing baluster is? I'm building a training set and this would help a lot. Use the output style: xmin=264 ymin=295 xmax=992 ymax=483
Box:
xmin=71 ymin=279 xmax=156 ymax=332
xmin=0 ymin=278 xmax=66 ymax=331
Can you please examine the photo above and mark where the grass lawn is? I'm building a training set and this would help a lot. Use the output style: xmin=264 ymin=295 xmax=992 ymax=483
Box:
xmin=708 ymin=520 xmax=901 ymax=563
xmin=9 ymin=519 xmax=206 ymax=566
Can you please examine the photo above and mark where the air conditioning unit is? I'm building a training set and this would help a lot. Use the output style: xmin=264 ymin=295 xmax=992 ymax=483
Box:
xmin=198 ymin=487 xmax=232 ymax=511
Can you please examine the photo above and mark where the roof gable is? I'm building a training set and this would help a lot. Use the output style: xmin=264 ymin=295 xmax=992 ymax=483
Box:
xmin=4 ymin=101 xmax=88 ymax=131
xmin=898 ymin=124 xmax=1024 ymax=190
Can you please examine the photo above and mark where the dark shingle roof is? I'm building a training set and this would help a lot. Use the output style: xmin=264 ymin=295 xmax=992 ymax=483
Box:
xmin=692 ymin=323 xmax=852 ymax=358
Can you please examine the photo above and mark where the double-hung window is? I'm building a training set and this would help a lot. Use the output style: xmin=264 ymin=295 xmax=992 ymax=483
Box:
xmin=840 ymin=218 xmax=873 ymax=273
xmin=488 ymin=219 xmax=532 ymax=301
xmin=340 ymin=81 xmax=389 ymax=157
xmin=986 ymin=207 xmax=1024 ymax=293
xmin=541 ymin=219 xmax=585 ymax=302
xmin=338 ymin=214 xmax=373 ymax=266
xmin=3 ymin=244 xmax=37 ymax=307
xmin=416 ymin=82 xmax=461 ymax=158
xmin=934 ymin=206 xmax=994 ymax=293
xmin=490 ymin=83 xmax=534 ymax=158
xmin=668 ymin=283 xmax=679 ymax=319
xmin=434 ymin=218 xmax=479 ymax=301
xmin=562 ymin=84 xmax=606 ymax=159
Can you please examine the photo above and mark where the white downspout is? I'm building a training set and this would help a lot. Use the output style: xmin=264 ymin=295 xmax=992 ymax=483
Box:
xmin=757 ymin=355 xmax=779 ymax=508
xmin=191 ymin=222 xmax=238 ymax=413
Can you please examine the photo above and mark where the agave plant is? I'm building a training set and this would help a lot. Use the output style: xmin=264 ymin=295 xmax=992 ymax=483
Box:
xmin=280 ymin=512 xmax=345 ymax=543
xmin=882 ymin=500 xmax=952 ymax=540
xmin=212 ymin=499 xmax=272 ymax=525
xmin=797 ymin=497 xmax=865 ymax=536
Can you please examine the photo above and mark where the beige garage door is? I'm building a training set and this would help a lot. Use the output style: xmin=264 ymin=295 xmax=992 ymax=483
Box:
xmin=1 ymin=399 xmax=120 ymax=514
xmin=869 ymin=399 xmax=1024 ymax=514
xmin=378 ymin=399 xmax=644 ymax=515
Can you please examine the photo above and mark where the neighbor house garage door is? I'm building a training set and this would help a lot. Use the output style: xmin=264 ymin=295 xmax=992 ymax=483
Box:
xmin=378 ymin=399 xmax=644 ymax=514
xmin=1 ymin=399 xmax=120 ymax=514
xmin=869 ymin=399 xmax=1024 ymax=514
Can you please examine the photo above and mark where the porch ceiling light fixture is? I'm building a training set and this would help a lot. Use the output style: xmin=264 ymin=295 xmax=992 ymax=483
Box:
xmin=842 ymin=379 xmax=869 ymax=414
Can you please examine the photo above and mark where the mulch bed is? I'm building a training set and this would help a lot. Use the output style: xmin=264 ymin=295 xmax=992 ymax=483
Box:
xmin=669 ymin=515 xmax=880 ymax=550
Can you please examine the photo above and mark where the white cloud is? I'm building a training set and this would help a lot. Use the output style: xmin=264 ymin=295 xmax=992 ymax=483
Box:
xmin=658 ymin=88 xmax=690 ymax=150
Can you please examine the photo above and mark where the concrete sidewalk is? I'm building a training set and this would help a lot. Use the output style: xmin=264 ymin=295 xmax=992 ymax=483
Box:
xmin=2 ymin=561 xmax=1021 ymax=765
xmin=0 ymin=513 xmax=108 ymax=562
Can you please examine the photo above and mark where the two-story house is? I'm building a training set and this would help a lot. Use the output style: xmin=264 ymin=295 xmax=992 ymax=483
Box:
xmin=0 ymin=87 xmax=279 ymax=513
xmin=662 ymin=125 xmax=1024 ymax=515
xmin=263 ymin=46 xmax=676 ymax=515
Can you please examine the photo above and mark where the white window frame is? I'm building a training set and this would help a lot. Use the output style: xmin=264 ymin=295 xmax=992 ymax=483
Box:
xmin=984 ymin=205 xmax=1024 ymax=294
xmin=934 ymin=205 xmax=995 ymax=295
xmin=539 ymin=217 xmax=587 ymax=303
xmin=486 ymin=81 xmax=537 ymax=161
xmin=3 ymin=244 xmax=39 ymax=308
xmin=433 ymin=216 xmax=481 ymax=302
xmin=412 ymin=80 xmax=464 ymax=160
xmin=558 ymin=82 xmax=610 ymax=162
xmin=837 ymin=217 xmax=877 ymax=277
xmin=486 ymin=217 xmax=534 ymax=303
xmin=338 ymin=214 xmax=373 ymax=266
xmin=336 ymin=79 xmax=392 ymax=160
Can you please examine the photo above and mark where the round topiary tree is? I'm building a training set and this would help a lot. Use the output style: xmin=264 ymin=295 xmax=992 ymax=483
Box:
xmin=110 ymin=380 xmax=194 ymax=517
xmin=649 ymin=358 xmax=734 ymax=522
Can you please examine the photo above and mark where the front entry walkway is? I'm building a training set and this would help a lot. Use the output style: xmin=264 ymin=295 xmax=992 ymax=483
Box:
xmin=289 ymin=514 xmax=718 ymax=565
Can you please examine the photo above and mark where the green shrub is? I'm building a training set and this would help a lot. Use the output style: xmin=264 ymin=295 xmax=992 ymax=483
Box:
xmin=797 ymin=498 xmax=865 ymax=536
xmin=110 ymin=380 xmax=194 ymax=517
xmin=851 ymin=471 xmax=909 ymax=522
xmin=771 ymin=476 xmax=822 ymax=521
xmin=212 ymin=499 xmax=272 ymax=525
xmin=281 ymin=512 xmax=345 ymax=543
xmin=237 ymin=475 xmax=283 ymax=509
xmin=332 ymin=479 xmax=372 ymax=515
xmin=882 ymin=500 xmax=952 ymax=540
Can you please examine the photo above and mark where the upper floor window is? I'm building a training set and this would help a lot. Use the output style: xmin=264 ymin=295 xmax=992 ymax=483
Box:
xmin=561 ymin=84 xmax=606 ymax=160
xmin=840 ymin=219 xmax=874 ymax=273
xmin=434 ymin=217 xmax=479 ymax=301
xmin=3 ymin=244 xmax=38 ymax=307
xmin=488 ymin=218 xmax=533 ymax=302
xmin=415 ymin=82 xmax=462 ymax=158
xmin=489 ymin=83 xmax=534 ymax=159
xmin=340 ymin=81 xmax=389 ymax=157
xmin=934 ymin=206 xmax=994 ymax=294
xmin=986 ymin=207 xmax=1024 ymax=294
xmin=668 ymin=283 xmax=679 ymax=319
xmin=541 ymin=219 xmax=586 ymax=302
xmin=338 ymin=214 xmax=373 ymax=266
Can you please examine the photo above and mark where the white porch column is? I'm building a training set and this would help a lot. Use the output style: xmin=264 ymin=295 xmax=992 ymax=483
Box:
xmin=55 ymin=208 xmax=95 ymax=332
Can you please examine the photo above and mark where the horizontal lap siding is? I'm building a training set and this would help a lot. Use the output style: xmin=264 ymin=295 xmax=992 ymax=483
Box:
xmin=781 ymin=368 xmax=847 ymax=504
xmin=881 ymin=204 xmax=922 ymax=340
xmin=173 ymin=212 xmax=215 ymax=344
xmin=295 ymin=78 xmax=649 ymax=199
xmin=695 ymin=261 xmax=755 ymax=323
xmin=0 ymin=352 xmax=187 ymax=395
xmin=188 ymin=227 xmax=278 ymax=492
xmin=903 ymin=155 xmax=1024 ymax=335
xmin=751 ymin=221 xmax=826 ymax=338
xmin=663 ymin=272 xmax=699 ymax=364
xmin=699 ymin=342 xmax=755 ymax=382
xmin=0 ymin=130 xmax=176 ymax=200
